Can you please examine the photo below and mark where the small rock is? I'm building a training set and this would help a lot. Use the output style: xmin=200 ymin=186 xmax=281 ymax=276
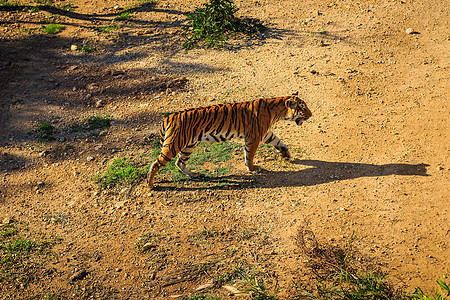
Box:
xmin=114 ymin=200 xmax=126 ymax=209
xmin=39 ymin=150 xmax=49 ymax=157
xmin=222 ymin=285 xmax=244 ymax=295
xmin=95 ymin=100 xmax=103 ymax=108
xmin=203 ymin=96 xmax=215 ymax=102
xmin=86 ymin=83 xmax=97 ymax=90
xmin=195 ymin=281 xmax=214 ymax=291
xmin=2 ymin=217 xmax=12 ymax=225
xmin=87 ymin=156 xmax=94 ymax=161
xmin=67 ymin=65 xmax=78 ymax=71
xmin=405 ymin=28 xmax=417 ymax=34
xmin=111 ymin=70 xmax=125 ymax=77
xmin=70 ymin=45 xmax=78 ymax=51
xmin=142 ymin=242 xmax=157 ymax=251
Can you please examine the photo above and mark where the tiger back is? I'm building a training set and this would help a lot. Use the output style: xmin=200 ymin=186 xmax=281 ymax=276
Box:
xmin=147 ymin=95 xmax=312 ymax=189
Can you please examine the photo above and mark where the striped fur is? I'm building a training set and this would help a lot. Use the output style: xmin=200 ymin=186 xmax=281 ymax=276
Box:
xmin=147 ymin=95 xmax=312 ymax=189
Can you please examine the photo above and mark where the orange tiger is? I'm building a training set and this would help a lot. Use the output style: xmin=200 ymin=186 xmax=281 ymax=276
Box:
xmin=147 ymin=95 xmax=312 ymax=189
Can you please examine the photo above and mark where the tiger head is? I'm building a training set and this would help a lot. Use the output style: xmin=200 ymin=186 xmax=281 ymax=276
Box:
xmin=285 ymin=96 xmax=312 ymax=125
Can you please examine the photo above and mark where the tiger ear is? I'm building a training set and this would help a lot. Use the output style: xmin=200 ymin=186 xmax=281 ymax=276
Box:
xmin=285 ymin=98 xmax=297 ymax=109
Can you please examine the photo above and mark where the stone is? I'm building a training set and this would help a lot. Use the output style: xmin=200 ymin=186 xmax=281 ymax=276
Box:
xmin=95 ymin=100 xmax=103 ymax=108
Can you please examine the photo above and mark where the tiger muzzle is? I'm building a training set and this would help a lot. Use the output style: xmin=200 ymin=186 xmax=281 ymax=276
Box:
xmin=295 ymin=116 xmax=309 ymax=125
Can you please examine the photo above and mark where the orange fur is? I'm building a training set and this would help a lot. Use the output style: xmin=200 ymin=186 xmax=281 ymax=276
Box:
xmin=148 ymin=95 xmax=312 ymax=189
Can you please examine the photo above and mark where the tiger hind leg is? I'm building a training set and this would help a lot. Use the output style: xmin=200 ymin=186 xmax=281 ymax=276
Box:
xmin=262 ymin=130 xmax=291 ymax=159
xmin=244 ymin=138 xmax=261 ymax=172
xmin=176 ymin=144 xmax=198 ymax=177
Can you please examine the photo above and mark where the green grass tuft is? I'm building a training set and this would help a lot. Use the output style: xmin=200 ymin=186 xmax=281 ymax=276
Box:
xmin=238 ymin=268 xmax=278 ymax=299
xmin=0 ymin=1 xmax=21 ymax=10
xmin=28 ymin=121 xmax=55 ymax=141
xmin=94 ymin=157 xmax=149 ymax=189
xmin=182 ymin=0 xmax=266 ymax=49
xmin=44 ymin=24 xmax=64 ymax=34
xmin=71 ymin=115 xmax=111 ymax=133
xmin=97 ymin=25 xmax=122 ymax=33
xmin=116 ymin=12 xmax=131 ymax=21
xmin=0 ymin=223 xmax=54 ymax=289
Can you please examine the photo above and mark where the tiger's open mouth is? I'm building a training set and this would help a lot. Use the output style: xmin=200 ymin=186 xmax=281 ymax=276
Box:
xmin=295 ymin=117 xmax=308 ymax=125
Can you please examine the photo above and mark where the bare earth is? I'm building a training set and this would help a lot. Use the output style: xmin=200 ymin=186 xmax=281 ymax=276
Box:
xmin=0 ymin=0 xmax=449 ymax=299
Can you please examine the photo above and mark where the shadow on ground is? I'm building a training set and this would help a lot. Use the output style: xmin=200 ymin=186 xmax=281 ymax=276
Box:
xmin=151 ymin=160 xmax=430 ymax=191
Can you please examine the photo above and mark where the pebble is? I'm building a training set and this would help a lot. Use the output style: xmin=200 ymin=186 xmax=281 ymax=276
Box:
xmin=39 ymin=150 xmax=49 ymax=157
xmin=405 ymin=28 xmax=416 ymax=34
xmin=195 ymin=281 xmax=214 ymax=291
xmin=142 ymin=242 xmax=157 ymax=251
xmin=2 ymin=217 xmax=12 ymax=225
xmin=95 ymin=100 xmax=103 ymax=108
xmin=87 ymin=156 xmax=94 ymax=161
xmin=70 ymin=45 xmax=78 ymax=51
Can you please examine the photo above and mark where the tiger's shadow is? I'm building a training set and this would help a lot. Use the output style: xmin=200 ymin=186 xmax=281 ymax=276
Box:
xmin=156 ymin=160 xmax=430 ymax=191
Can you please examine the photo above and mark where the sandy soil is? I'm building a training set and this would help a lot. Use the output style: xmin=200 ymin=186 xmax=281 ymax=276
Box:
xmin=0 ymin=0 xmax=449 ymax=299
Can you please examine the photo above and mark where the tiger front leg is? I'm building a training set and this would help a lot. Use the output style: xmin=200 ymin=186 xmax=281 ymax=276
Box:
xmin=148 ymin=159 xmax=163 ymax=189
xmin=262 ymin=131 xmax=291 ymax=159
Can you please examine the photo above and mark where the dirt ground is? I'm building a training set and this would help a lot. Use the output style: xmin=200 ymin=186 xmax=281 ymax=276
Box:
xmin=0 ymin=0 xmax=449 ymax=299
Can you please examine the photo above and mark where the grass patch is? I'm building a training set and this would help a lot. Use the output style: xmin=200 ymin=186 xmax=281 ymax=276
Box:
xmin=43 ymin=23 xmax=64 ymax=34
xmin=190 ymin=141 xmax=240 ymax=165
xmin=149 ymin=139 xmax=240 ymax=183
xmin=28 ymin=121 xmax=55 ymax=141
xmin=189 ymin=228 xmax=224 ymax=243
xmin=80 ymin=44 xmax=94 ymax=53
xmin=292 ymin=227 xmax=450 ymax=300
xmin=115 ymin=12 xmax=131 ymax=21
xmin=238 ymin=268 xmax=278 ymax=299
xmin=0 ymin=222 xmax=54 ymax=291
xmin=182 ymin=0 xmax=266 ymax=49
xmin=0 ymin=1 xmax=21 ymax=10
xmin=97 ymin=24 xmax=122 ymax=33
xmin=124 ymin=0 xmax=155 ymax=12
xmin=71 ymin=115 xmax=111 ymax=133
xmin=56 ymin=2 xmax=73 ymax=11
xmin=94 ymin=157 xmax=149 ymax=189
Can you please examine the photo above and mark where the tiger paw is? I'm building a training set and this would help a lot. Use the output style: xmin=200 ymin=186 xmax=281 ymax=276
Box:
xmin=281 ymin=150 xmax=291 ymax=159
xmin=248 ymin=165 xmax=262 ymax=173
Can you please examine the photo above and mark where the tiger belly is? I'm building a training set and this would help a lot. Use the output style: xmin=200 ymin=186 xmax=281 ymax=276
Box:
xmin=198 ymin=132 xmax=243 ymax=143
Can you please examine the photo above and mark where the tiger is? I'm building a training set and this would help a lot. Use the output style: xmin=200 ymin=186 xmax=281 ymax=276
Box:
xmin=147 ymin=95 xmax=312 ymax=189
